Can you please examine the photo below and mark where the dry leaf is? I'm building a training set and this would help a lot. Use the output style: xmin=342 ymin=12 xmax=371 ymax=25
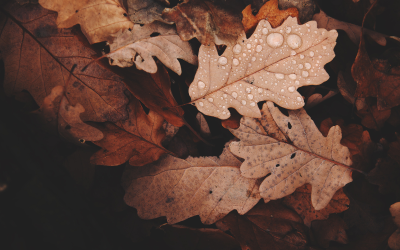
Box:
xmin=283 ymin=184 xmax=350 ymax=227
xmin=229 ymin=102 xmax=353 ymax=210
xmin=196 ymin=113 xmax=211 ymax=137
xmin=189 ymin=17 xmax=338 ymax=119
xmin=242 ymin=0 xmax=299 ymax=33
xmin=107 ymin=22 xmax=197 ymax=74
xmin=0 ymin=3 xmax=129 ymax=124
xmin=390 ymin=202 xmax=400 ymax=250
xmin=215 ymin=201 xmax=308 ymax=250
xmin=304 ymin=90 xmax=338 ymax=109
xmin=127 ymin=0 xmax=167 ymax=24
xmin=311 ymin=214 xmax=348 ymax=248
xmin=91 ymin=97 xmax=169 ymax=166
xmin=39 ymin=0 xmax=133 ymax=44
xmin=279 ymin=0 xmax=316 ymax=23
xmin=162 ymin=0 xmax=243 ymax=45
xmin=122 ymin=143 xmax=261 ymax=224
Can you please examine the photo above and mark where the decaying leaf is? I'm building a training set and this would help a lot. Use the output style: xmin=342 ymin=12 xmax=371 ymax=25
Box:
xmin=216 ymin=201 xmax=308 ymax=250
xmin=229 ymin=102 xmax=353 ymax=210
xmin=39 ymin=0 xmax=133 ymax=44
xmin=91 ymin=97 xmax=170 ymax=166
xmin=242 ymin=0 xmax=299 ymax=33
xmin=162 ymin=0 xmax=243 ymax=45
xmin=0 ymin=3 xmax=129 ymax=124
xmin=107 ymin=22 xmax=197 ymax=74
xmin=389 ymin=202 xmax=400 ymax=250
xmin=283 ymin=184 xmax=350 ymax=227
xmin=127 ymin=0 xmax=167 ymax=24
xmin=122 ymin=144 xmax=261 ymax=224
xmin=189 ymin=17 xmax=338 ymax=119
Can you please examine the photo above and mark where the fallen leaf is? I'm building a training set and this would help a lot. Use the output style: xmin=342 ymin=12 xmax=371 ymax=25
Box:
xmin=242 ymin=0 xmax=299 ymax=33
xmin=283 ymin=184 xmax=349 ymax=227
xmin=215 ymin=201 xmax=308 ymax=250
xmin=127 ymin=0 xmax=167 ymax=24
xmin=189 ymin=17 xmax=338 ymax=119
xmin=221 ymin=109 xmax=242 ymax=129
xmin=311 ymin=214 xmax=348 ymax=248
xmin=162 ymin=0 xmax=244 ymax=45
xmin=39 ymin=0 xmax=133 ymax=44
xmin=278 ymin=0 xmax=316 ymax=23
xmin=313 ymin=10 xmax=388 ymax=46
xmin=390 ymin=202 xmax=400 ymax=250
xmin=0 ymin=3 xmax=129 ymax=124
xmin=91 ymin=97 xmax=170 ymax=166
xmin=107 ymin=22 xmax=197 ymax=74
xmin=196 ymin=113 xmax=211 ymax=137
xmin=229 ymin=102 xmax=353 ymax=210
xmin=304 ymin=90 xmax=339 ymax=110
xmin=122 ymin=143 xmax=261 ymax=224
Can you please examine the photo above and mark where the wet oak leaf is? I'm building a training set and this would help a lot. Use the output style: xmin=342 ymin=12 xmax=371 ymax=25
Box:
xmin=189 ymin=17 xmax=338 ymax=119
xmin=107 ymin=22 xmax=197 ymax=75
xmin=242 ymin=0 xmax=299 ymax=33
xmin=0 ymin=3 xmax=129 ymax=124
xmin=283 ymin=184 xmax=350 ymax=227
xmin=162 ymin=0 xmax=243 ymax=45
xmin=122 ymin=144 xmax=261 ymax=224
xmin=39 ymin=0 xmax=133 ymax=44
xmin=91 ymin=97 xmax=169 ymax=166
xmin=229 ymin=102 xmax=353 ymax=210
xmin=215 ymin=201 xmax=308 ymax=250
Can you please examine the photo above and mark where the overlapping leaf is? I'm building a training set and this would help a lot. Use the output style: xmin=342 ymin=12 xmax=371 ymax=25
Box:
xmin=122 ymin=144 xmax=261 ymax=224
xmin=127 ymin=0 xmax=167 ymax=24
xmin=229 ymin=102 xmax=353 ymax=210
xmin=189 ymin=17 xmax=338 ymax=119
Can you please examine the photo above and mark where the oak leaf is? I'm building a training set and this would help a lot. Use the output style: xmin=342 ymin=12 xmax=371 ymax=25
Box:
xmin=162 ymin=0 xmax=243 ymax=45
xmin=311 ymin=215 xmax=348 ymax=248
xmin=122 ymin=144 xmax=261 ymax=224
xmin=127 ymin=0 xmax=167 ymax=24
xmin=229 ymin=102 xmax=353 ymax=210
xmin=215 ymin=201 xmax=308 ymax=250
xmin=39 ymin=0 xmax=133 ymax=44
xmin=91 ymin=97 xmax=170 ymax=166
xmin=189 ymin=17 xmax=338 ymax=119
xmin=0 ymin=3 xmax=129 ymax=124
xmin=242 ymin=0 xmax=299 ymax=33
xmin=107 ymin=22 xmax=197 ymax=75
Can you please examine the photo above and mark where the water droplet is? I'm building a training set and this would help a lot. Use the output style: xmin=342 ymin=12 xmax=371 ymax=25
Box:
xmin=286 ymin=27 xmax=292 ymax=33
xmin=275 ymin=73 xmax=284 ymax=79
xmin=295 ymin=80 xmax=300 ymax=85
xmin=288 ymin=86 xmax=295 ymax=92
xmin=291 ymin=51 xmax=296 ymax=56
xmin=262 ymin=28 xmax=269 ymax=34
xmin=246 ymin=88 xmax=251 ymax=93
xmin=222 ymin=106 xmax=226 ymax=109
xmin=314 ymin=31 xmax=318 ymax=34
xmin=208 ymin=97 xmax=213 ymax=102
xmin=242 ymin=100 xmax=247 ymax=105
xmin=199 ymin=102 xmax=204 ymax=106
xmin=305 ymin=63 xmax=311 ymax=69
xmin=309 ymin=51 xmax=314 ymax=57
xmin=281 ymin=89 xmax=284 ymax=92
xmin=198 ymin=81 xmax=205 ymax=89
xmin=306 ymin=23 xmax=310 ymax=27
xmin=267 ymin=33 xmax=284 ymax=48
xmin=250 ymin=102 xmax=256 ymax=107
xmin=248 ymin=94 xmax=253 ymax=100
xmin=289 ymin=74 xmax=296 ymax=80
xmin=287 ymin=34 xmax=302 ymax=49
xmin=292 ymin=60 xmax=296 ymax=64
xmin=252 ymin=57 xmax=256 ymax=62
xmin=256 ymin=45 xmax=263 ymax=52
xmin=232 ymin=92 xmax=238 ymax=98
xmin=233 ymin=58 xmax=239 ymax=66
xmin=242 ymin=53 xmax=246 ymax=57
xmin=323 ymin=46 xmax=327 ymax=50
xmin=223 ymin=94 xmax=227 ymax=98
xmin=247 ymin=44 xmax=251 ymax=49
xmin=258 ymin=88 xmax=263 ymax=93
xmin=302 ymin=71 xmax=309 ymax=77
xmin=300 ymin=54 xmax=304 ymax=59
xmin=298 ymin=64 xmax=303 ymax=69
xmin=297 ymin=97 xmax=303 ymax=102
xmin=218 ymin=57 xmax=227 ymax=65
xmin=259 ymin=39 xmax=264 ymax=43
xmin=233 ymin=44 xmax=242 ymax=54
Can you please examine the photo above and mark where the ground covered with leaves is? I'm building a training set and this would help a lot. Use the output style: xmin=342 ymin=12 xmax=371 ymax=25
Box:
xmin=1 ymin=0 xmax=400 ymax=249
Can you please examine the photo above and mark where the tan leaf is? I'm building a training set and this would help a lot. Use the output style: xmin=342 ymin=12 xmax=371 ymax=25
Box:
xmin=229 ymin=102 xmax=353 ymax=210
xmin=283 ymin=184 xmax=350 ymax=227
xmin=107 ymin=22 xmax=197 ymax=74
xmin=91 ymin=97 xmax=169 ymax=166
xmin=389 ymin=202 xmax=400 ymax=250
xmin=122 ymin=144 xmax=261 ymax=224
xmin=189 ymin=17 xmax=338 ymax=119
xmin=127 ymin=0 xmax=168 ymax=24
xmin=39 ymin=0 xmax=133 ymax=44
xmin=215 ymin=201 xmax=308 ymax=250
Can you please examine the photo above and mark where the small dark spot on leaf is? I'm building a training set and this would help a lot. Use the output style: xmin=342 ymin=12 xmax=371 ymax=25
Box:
xmin=79 ymin=139 xmax=85 ymax=144
xmin=166 ymin=197 xmax=174 ymax=203
xmin=288 ymin=122 xmax=292 ymax=129
xmin=140 ymin=24 xmax=144 ymax=27
xmin=150 ymin=32 xmax=160 ymax=37
xmin=75 ymin=10 xmax=78 ymax=13
xmin=123 ymin=13 xmax=127 ymax=17
xmin=290 ymin=153 xmax=296 ymax=159
xmin=72 ymin=81 xmax=80 ymax=87
xmin=128 ymin=28 xmax=132 ymax=31
xmin=209 ymin=190 xmax=213 ymax=194
xmin=276 ymin=164 xmax=280 ymax=167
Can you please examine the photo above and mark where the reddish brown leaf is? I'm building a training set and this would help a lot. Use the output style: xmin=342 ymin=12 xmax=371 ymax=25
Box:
xmin=311 ymin=214 xmax=348 ymax=248
xmin=242 ymin=0 xmax=299 ymax=33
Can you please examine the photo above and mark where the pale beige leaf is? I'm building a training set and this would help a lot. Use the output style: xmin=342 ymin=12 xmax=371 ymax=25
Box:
xmin=229 ymin=102 xmax=353 ymax=210
xmin=189 ymin=17 xmax=337 ymax=119
xmin=39 ymin=0 xmax=133 ymax=44
xmin=122 ymin=144 xmax=261 ymax=224
xmin=108 ymin=22 xmax=197 ymax=74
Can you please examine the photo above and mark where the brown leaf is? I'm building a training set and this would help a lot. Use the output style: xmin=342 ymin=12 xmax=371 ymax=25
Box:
xmin=122 ymin=143 xmax=261 ymax=224
xmin=389 ymin=202 xmax=400 ymax=250
xmin=91 ymin=97 xmax=169 ymax=166
xmin=304 ymin=90 xmax=339 ymax=109
xmin=311 ymin=214 xmax=348 ymax=248
xmin=39 ymin=0 xmax=133 ymax=44
xmin=242 ymin=0 xmax=299 ymax=33
xmin=127 ymin=0 xmax=167 ymax=24
xmin=229 ymin=102 xmax=353 ymax=210
xmin=283 ymin=184 xmax=349 ymax=227
xmin=215 ymin=201 xmax=308 ymax=250
xmin=0 ymin=3 xmax=129 ymax=124
xmin=107 ymin=22 xmax=197 ymax=74
xmin=189 ymin=17 xmax=338 ymax=119
xmin=162 ymin=0 xmax=244 ymax=45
